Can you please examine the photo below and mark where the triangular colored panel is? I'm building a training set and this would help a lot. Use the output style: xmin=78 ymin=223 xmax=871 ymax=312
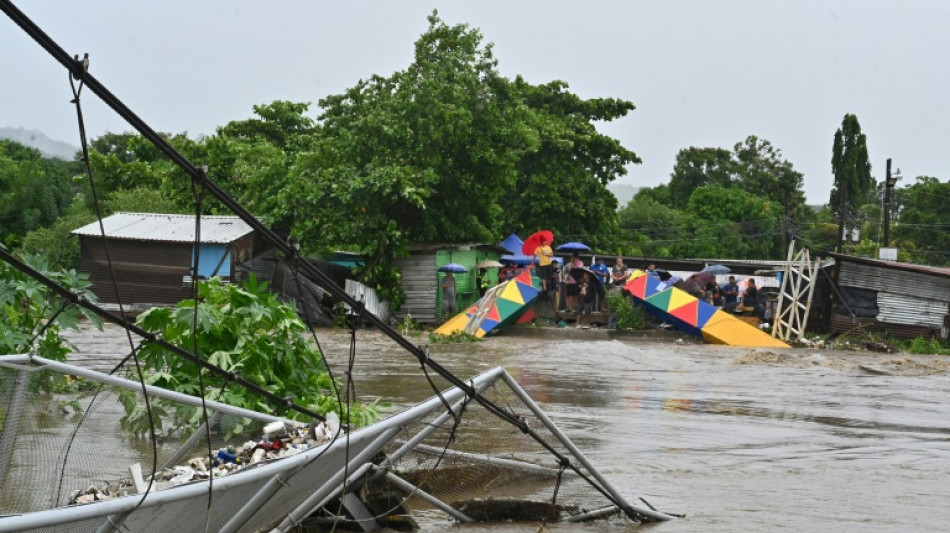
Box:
xmin=695 ymin=301 xmax=719 ymax=328
xmin=669 ymin=300 xmax=699 ymax=326
xmin=514 ymin=270 xmax=533 ymax=285
xmin=500 ymin=280 xmax=526 ymax=304
xmin=486 ymin=305 xmax=502 ymax=322
xmin=464 ymin=305 xmax=478 ymax=318
xmin=495 ymin=298 xmax=523 ymax=318
xmin=625 ymin=275 xmax=647 ymax=298
xmin=515 ymin=308 xmax=536 ymax=324
xmin=667 ymin=288 xmax=695 ymax=311
xmin=515 ymin=280 xmax=540 ymax=302
xmin=643 ymin=276 xmax=663 ymax=297
xmin=480 ymin=317 xmax=501 ymax=333
xmin=645 ymin=288 xmax=672 ymax=311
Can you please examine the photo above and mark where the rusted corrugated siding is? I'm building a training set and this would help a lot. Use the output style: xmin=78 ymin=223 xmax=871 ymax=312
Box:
xmin=81 ymin=237 xmax=193 ymax=305
xmin=831 ymin=315 xmax=942 ymax=340
xmin=838 ymin=262 xmax=950 ymax=302
xmin=835 ymin=260 xmax=950 ymax=340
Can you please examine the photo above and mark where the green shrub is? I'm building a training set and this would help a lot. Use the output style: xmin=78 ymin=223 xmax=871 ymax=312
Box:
xmin=606 ymin=290 xmax=647 ymax=330
xmin=906 ymin=335 xmax=950 ymax=355
xmin=133 ymin=275 xmax=381 ymax=435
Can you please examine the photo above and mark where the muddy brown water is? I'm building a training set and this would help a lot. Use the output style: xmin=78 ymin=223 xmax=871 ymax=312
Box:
xmin=63 ymin=323 xmax=950 ymax=532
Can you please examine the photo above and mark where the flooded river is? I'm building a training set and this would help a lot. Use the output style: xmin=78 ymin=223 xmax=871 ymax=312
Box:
xmin=313 ymin=328 xmax=950 ymax=533
xmin=64 ymin=324 xmax=950 ymax=532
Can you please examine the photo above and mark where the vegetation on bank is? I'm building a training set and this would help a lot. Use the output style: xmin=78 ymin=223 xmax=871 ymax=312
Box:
xmin=132 ymin=276 xmax=381 ymax=430
xmin=1 ymin=12 xmax=948 ymax=312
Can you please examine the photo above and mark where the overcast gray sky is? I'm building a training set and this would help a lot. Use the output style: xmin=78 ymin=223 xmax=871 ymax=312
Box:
xmin=2 ymin=1 xmax=948 ymax=203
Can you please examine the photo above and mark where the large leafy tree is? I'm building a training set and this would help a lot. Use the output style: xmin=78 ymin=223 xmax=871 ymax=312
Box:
xmin=0 ymin=140 xmax=76 ymax=248
xmin=504 ymin=77 xmax=638 ymax=243
xmin=892 ymin=176 xmax=950 ymax=265
xmin=732 ymin=135 xmax=806 ymax=219
xmin=830 ymin=113 xmax=873 ymax=249
xmin=285 ymin=12 xmax=637 ymax=301
xmin=667 ymin=147 xmax=734 ymax=209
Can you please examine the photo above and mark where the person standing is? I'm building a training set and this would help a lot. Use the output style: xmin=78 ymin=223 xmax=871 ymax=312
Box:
xmin=576 ymin=272 xmax=595 ymax=328
xmin=476 ymin=268 xmax=491 ymax=298
xmin=440 ymin=271 xmax=456 ymax=321
xmin=591 ymin=258 xmax=609 ymax=310
xmin=743 ymin=278 xmax=762 ymax=317
xmin=722 ymin=276 xmax=739 ymax=312
xmin=534 ymin=237 xmax=555 ymax=292
xmin=611 ymin=257 xmax=628 ymax=287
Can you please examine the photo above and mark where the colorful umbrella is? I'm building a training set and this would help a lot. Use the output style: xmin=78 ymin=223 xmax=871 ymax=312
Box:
xmin=521 ymin=230 xmax=555 ymax=255
xmin=438 ymin=263 xmax=468 ymax=273
xmin=555 ymin=241 xmax=591 ymax=251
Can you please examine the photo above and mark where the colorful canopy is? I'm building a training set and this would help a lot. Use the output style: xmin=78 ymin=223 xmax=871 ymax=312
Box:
xmin=435 ymin=270 xmax=540 ymax=338
xmin=623 ymin=270 xmax=789 ymax=348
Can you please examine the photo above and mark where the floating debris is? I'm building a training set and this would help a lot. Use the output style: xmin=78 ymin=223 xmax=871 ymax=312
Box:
xmin=68 ymin=413 xmax=340 ymax=505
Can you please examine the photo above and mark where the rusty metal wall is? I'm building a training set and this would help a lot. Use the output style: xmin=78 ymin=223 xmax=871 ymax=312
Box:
xmin=80 ymin=238 xmax=195 ymax=306
xmin=838 ymin=262 xmax=950 ymax=302
xmin=835 ymin=261 xmax=950 ymax=340
xmin=831 ymin=314 xmax=942 ymax=340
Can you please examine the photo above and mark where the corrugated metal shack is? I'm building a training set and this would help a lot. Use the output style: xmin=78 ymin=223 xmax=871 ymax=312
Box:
xmin=71 ymin=213 xmax=256 ymax=310
xmin=830 ymin=253 xmax=950 ymax=340
xmin=393 ymin=245 xmax=501 ymax=324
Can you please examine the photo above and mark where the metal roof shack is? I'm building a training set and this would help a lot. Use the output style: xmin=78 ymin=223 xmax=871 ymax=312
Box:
xmin=70 ymin=213 xmax=257 ymax=311
xmin=71 ymin=212 xmax=254 ymax=243
xmin=829 ymin=253 xmax=950 ymax=340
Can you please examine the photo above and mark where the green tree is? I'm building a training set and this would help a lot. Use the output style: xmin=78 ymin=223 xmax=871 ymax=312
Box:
xmin=892 ymin=176 xmax=950 ymax=265
xmin=667 ymin=147 xmax=734 ymax=209
xmin=285 ymin=12 xmax=639 ymax=303
xmin=831 ymin=113 xmax=873 ymax=250
xmin=504 ymin=77 xmax=638 ymax=243
xmin=680 ymin=185 xmax=785 ymax=258
xmin=732 ymin=135 xmax=806 ymax=219
xmin=0 ymin=140 xmax=77 ymax=248
xmin=617 ymin=193 xmax=688 ymax=257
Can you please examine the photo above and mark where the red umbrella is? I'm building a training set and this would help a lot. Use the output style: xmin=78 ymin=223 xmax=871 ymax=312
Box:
xmin=521 ymin=230 xmax=555 ymax=255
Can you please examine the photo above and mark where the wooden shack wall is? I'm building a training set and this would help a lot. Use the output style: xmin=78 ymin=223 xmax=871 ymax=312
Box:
xmin=80 ymin=237 xmax=192 ymax=305
xmin=393 ymin=252 xmax=437 ymax=323
xmin=79 ymin=236 xmax=253 ymax=307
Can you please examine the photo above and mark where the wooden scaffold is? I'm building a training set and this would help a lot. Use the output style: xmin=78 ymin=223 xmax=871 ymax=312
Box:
xmin=772 ymin=240 xmax=820 ymax=342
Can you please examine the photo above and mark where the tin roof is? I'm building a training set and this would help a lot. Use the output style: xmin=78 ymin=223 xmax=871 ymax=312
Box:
xmin=70 ymin=212 xmax=255 ymax=244
xmin=829 ymin=252 xmax=950 ymax=278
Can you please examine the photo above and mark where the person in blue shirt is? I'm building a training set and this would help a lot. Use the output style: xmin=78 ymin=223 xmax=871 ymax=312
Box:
xmin=722 ymin=275 xmax=739 ymax=312
xmin=591 ymin=258 xmax=609 ymax=311
xmin=645 ymin=263 xmax=659 ymax=278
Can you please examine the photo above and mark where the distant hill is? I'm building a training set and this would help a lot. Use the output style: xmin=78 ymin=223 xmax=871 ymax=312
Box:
xmin=607 ymin=182 xmax=640 ymax=208
xmin=0 ymin=127 xmax=78 ymax=160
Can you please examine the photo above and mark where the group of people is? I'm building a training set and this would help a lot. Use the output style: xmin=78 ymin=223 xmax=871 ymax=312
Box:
xmin=535 ymin=237 xmax=634 ymax=328
xmin=441 ymin=237 xmax=772 ymax=325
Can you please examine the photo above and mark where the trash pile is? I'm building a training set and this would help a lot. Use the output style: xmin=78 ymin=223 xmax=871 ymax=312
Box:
xmin=68 ymin=413 xmax=340 ymax=505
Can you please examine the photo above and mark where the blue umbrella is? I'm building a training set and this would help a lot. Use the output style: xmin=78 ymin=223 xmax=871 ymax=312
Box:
xmin=701 ymin=264 xmax=731 ymax=275
xmin=438 ymin=263 xmax=468 ymax=273
xmin=556 ymin=242 xmax=591 ymax=252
